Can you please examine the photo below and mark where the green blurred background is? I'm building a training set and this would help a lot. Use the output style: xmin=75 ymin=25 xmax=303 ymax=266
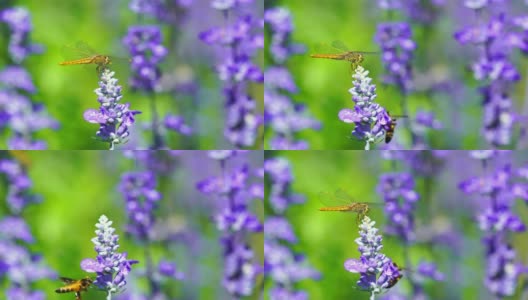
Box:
xmin=264 ymin=151 xmax=528 ymax=300
xmin=264 ymin=1 xmax=528 ymax=150
xmin=1 ymin=0 xmax=263 ymax=149
xmin=0 ymin=151 xmax=264 ymax=299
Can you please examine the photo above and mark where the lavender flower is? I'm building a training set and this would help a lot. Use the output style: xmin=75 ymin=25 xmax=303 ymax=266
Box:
xmin=338 ymin=66 xmax=391 ymax=150
xmin=81 ymin=215 xmax=138 ymax=299
xmin=197 ymin=152 xmax=262 ymax=297
xmin=459 ymin=158 xmax=527 ymax=297
xmin=264 ymin=157 xmax=320 ymax=300
xmin=164 ymin=114 xmax=193 ymax=136
xmin=199 ymin=4 xmax=263 ymax=148
xmin=84 ymin=68 xmax=140 ymax=150
xmin=0 ymin=158 xmax=41 ymax=213
xmin=377 ymin=172 xmax=419 ymax=242
xmin=344 ymin=216 xmax=401 ymax=299
xmin=119 ymin=171 xmax=162 ymax=241
xmin=0 ymin=7 xmax=43 ymax=63
xmin=264 ymin=8 xmax=320 ymax=150
xmin=0 ymin=156 xmax=56 ymax=299
xmin=264 ymin=157 xmax=305 ymax=214
xmin=454 ymin=7 xmax=520 ymax=147
xmin=122 ymin=26 xmax=168 ymax=92
xmin=374 ymin=22 xmax=416 ymax=94
xmin=0 ymin=7 xmax=58 ymax=149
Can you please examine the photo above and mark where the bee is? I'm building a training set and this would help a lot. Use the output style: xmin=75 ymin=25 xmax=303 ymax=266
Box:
xmin=386 ymin=261 xmax=404 ymax=288
xmin=385 ymin=112 xmax=408 ymax=143
xmin=55 ymin=276 xmax=93 ymax=300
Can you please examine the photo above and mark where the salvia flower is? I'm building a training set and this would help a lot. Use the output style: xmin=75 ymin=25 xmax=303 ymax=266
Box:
xmin=119 ymin=171 xmax=162 ymax=241
xmin=0 ymin=7 xmax=43 ymax=63
xmin=0 ymin=7 xmax=58 ymax=149
xmin=374 ymin=22 xmax=416 ymax=94
xmin=377 ymin=172 xmax=419 ymax=242
xmin=264 ymin=157 xmax=305 ymax=214
xmin=460 ymin=159 xmax=527 ymax=297
xmin=196 ymin=153 xmax=262 ymax=297
xmin=81 ymin=215 xmax=138 ymax=299
xmin=339 ymin=66 xmax=391 ymax=150
xmin=199 ymin=4 xmax=263 ymax=148
xmin=0 ymin=158 xmax=41 ymax=213
xmin=122 ymin=26 xmax=168 ymax=92
xmin=264 ymin=157 xmax=320 ymax=300
xmin=84 ymin=68 xmax=140 ymax=150
xmin=0 ymin=156 xmax=56 ymax=300
xmin=344 ymin=216 xmax=401 ymax=298
xmin=454 ymin=9 xmax=520 ymax=146
xmin=264 ymin=8 xmax=320 ymax=150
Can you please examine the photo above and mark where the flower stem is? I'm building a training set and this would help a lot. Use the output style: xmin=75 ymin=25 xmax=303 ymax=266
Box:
xmin=150 ymin=93 xmax=164 ymax=149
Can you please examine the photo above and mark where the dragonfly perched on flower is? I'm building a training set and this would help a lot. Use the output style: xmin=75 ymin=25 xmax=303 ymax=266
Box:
xmin=59 ymin=41 xmax=129 ymax=74
xmin=310 ymin=40 xmax=378 ymax=71
xmin=318 ymin=189 xmax=385 ymax=225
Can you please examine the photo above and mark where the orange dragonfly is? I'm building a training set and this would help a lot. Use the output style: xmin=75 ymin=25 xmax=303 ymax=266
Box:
xmin=318 ymin=189 xmax=384 ymax=224
xmin=310 ymin=40 xmax=377 ymax=70
xmin=59 ymin=41 xmax=126 ymax=74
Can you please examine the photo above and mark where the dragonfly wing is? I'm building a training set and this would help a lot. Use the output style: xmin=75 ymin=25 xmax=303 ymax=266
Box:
xmin=318 ymin=189 xmax=353 ymax=207
xmin=334 ymin=188 xmax=356 ymax=202
xmin=331 ymin=40 xmax=350 ymax=52
xmin=60 ymin=41 xmax=98 ymax=62
xmin=59 ymin=277 xmax=77 ymax=284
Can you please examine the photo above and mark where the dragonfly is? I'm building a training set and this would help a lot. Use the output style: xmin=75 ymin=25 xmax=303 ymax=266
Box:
xmin=318 ymin=189 xmax=385 ymax=225
xmin=310 ymin=40 xmax=378 ymax=71
xmin=59 ymin=41 xmax=127 ymax=74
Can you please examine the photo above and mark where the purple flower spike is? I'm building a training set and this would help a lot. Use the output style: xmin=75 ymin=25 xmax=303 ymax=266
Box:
xmin=0 ymin=7 xmax=43 ymax=63
xmin=340 ymin=66 xmax=390 ymax=150
xmin=345 ymin=216 xmax=401 ymax=296
xmin=199 ymin=3 xmax=263 ymax=148
xmin=123 ymin=25 xmax=167 ymax=92
xmin=82 ymin=215 xmax=138 ymax=297
xmin=85 ymin=69 xmax=140 ymax=150
xmin=119 ymin=171 xmax=162 ymax=241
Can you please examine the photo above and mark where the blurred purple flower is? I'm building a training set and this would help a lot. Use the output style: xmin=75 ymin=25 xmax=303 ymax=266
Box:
xmin=460 ymin=158 xmax=527 ymax=297
xmin=119 ymin=171 xmax=162 ymax=240
xmin=0 ymin=156 xmax=56 ymax=298
xmin=199 ymin=5 xmax=263 ymax=148
xmin=339 ymin=66 xmax=391 ymax=150
xmin=454 ymin=9 xmax=521 ymax=146
xmin=264 ymin=158 xmax=320 ymax=299
xmin=164 ymin=114 xmax=193 ymax=136
xmin=84 ymin=69 xmax=140 ymax=150
xmin=0 ymin=7 xmax=43 ymax=63
xmin=374 ymin=22 xmax=416 ymax=93
xmin=0 ymin=158 xmax=41 ymax=213
xmin=264 ymin=158 xmax=305 ymax=213
xmin=377 ymin=172 xmax=419 ymax=242
xmin=0 ymin=7 xmax=58 ymax=149
xmin=158 ymin=260 xmax=184 ymax=280
xmin=264 ymin=8 xmax=320 ymax=150
xmin=344 ymin=216 xmax=401 ymax=296
xmin=197 ymin=153 xmax=262 ymax=297
xmin=123 ymin=26 xmax=168 ymax=92
xmin=81 ymin=215 xmax=139 ymax=297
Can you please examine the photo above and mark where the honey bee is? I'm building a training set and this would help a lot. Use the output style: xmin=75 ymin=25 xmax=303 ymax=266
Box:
xmin=385 ymin=112 xmax=408 ymax=143
xmin=386 ymin=261 xmax=404 ymax=288
xmin=55 ymin=276 xmax=93 ymax=300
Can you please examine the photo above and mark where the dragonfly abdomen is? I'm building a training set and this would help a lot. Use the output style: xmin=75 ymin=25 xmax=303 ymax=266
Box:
xmin=310 ymin=54 xmax=345 ymax=60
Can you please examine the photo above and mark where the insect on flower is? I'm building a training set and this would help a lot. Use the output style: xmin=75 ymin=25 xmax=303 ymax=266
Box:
xmin=310 ymin=40 xmax=378 ymax=71
xmin=59 ymin=41 xmax=129 ymax=74
xmin=55 ymin=276 xmax=93 ymax=300
xmin=385 ymin=111 xmax=408 ymax=143
xmin=386 ymin=261 xmax=404 ymax=288
xmin=318 ymin=189 xmax=384 ymax=225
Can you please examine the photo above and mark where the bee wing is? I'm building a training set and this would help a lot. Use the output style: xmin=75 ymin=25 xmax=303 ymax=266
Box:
xmin=59 ymin=277 xmax=77 ymax=284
